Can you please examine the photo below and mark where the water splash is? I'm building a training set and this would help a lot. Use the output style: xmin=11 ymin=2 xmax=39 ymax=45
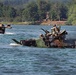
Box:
xmin=5 ymin=32 xmax=15 ymax=35
xmin=10 ymin=43 xmax=21 ymax=47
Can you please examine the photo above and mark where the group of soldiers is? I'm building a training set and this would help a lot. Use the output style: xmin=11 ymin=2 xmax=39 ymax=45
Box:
xmin=40 ymin=24 xmax=67 ymax=47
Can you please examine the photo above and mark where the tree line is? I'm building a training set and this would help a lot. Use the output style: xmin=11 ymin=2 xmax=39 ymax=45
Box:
xmin=0 ymin=0 xmax=75 ymax=25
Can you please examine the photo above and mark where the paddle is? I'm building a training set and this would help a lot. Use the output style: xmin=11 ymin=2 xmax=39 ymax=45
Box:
xmin=41 ymin=28 xmax=49 ymax=34
xmin=12 ymin=39 xmax=21 ymax=44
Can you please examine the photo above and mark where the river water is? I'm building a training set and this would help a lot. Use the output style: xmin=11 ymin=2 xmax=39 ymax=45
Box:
xmin=0 ymin=25 xmax=76 ymax=75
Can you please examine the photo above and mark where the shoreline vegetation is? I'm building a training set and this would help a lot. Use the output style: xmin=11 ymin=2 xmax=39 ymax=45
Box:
xmin=1 ymin=20 xmax=67 ymax=26
xmin=0 ymin=0 xmax=76 ymax=25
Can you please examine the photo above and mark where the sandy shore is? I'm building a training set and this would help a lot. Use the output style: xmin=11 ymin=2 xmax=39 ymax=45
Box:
xmin=41 ymin=20 xmax=66 ymax=25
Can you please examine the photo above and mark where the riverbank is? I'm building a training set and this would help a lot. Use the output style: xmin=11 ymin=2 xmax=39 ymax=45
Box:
xmin=0 ymin=22 xmax=31 ymax=25
xmin=0 ymin=20 xmax=67 ymax=25
xmin=41 ymin=20 xmax=66 ymax=25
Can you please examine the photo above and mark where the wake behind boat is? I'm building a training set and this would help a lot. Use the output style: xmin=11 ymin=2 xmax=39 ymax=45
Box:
xmin=10 ymin=43 xmax=21 ymax=46
xmin=5 ymin=32 xmax=14 ymax=35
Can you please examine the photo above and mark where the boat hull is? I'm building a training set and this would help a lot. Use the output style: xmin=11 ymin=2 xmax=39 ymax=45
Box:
xmin=12 ymin=38 xmax=76 ymax=48
xmin=0 ymin=27 xmax=5 ymax=34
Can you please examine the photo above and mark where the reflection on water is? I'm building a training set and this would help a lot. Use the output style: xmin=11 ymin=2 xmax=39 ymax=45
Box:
xmin=0 ymin=25 xmax=76 ymax=75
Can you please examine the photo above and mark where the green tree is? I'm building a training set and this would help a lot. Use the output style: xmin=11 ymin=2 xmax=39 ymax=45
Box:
xmin=49 ymin=2 xmax=68 ymax=21
xmin=60 ymin=3 xmax=68 ymax=20
xmin=37 ymin=0 xmax=50 ymax=20
xmin=14 ymin=9 xmax=23 ymax=22
xmin=67 ymin=0 xmax=76 ymax=25
xmin=6 ymin=6 xmax=16 ymax=18
xmin=0 ymin=3 xmax=3 ymax=17
xmin=3 ymin=6 xmax=16 ymax=21
xmin=22 ymin=1 xmax=39 ymax=21
xmin=49 ymin=2 xmax=61 ymax=21
xmin=67 ymin=5 xmax=76 ymax=25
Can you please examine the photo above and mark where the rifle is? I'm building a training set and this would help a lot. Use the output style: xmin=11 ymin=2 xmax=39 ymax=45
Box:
xmin=41 ymin=28 xmax=49 ymax=34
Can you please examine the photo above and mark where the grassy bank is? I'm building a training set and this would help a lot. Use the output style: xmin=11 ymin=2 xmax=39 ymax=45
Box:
xmin=0 ymin=20 xmax=67 ymax=25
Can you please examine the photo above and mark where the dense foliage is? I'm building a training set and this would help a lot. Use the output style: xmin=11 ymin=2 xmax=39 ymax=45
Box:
xmin=0 ymin=0 xmax=75 ymax=25
xmin=67 ymin=0 xmax=76 ymax=25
